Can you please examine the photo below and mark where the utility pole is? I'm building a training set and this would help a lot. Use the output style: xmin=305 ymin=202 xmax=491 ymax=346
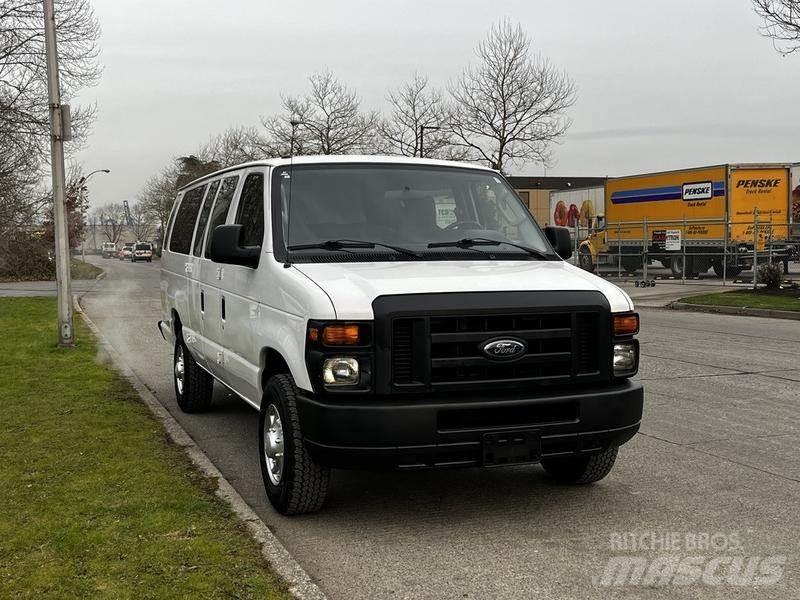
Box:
xmin=43 ymin=0 xmax=74 ymax=347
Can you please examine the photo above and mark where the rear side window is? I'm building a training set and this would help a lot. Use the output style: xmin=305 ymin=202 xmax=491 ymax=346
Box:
xmin=205 ymin=175 xmax=239 ymax=258
xmin=169 ymin=185 xmax=206 ymax=254
xmin=192 ymin=180 xmax=220 ymax=257
xmin=236 ymin=173 xmax=265 ymax=247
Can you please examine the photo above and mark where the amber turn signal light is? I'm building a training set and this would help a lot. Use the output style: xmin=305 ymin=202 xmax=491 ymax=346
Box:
xmin=613 ymin=313 xmax=639 ymax=336
xmin=322 ymin=324 xmax=363 ymax=345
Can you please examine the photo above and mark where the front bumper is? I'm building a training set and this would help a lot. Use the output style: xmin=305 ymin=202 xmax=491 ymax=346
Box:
xmin=297 ymin=380 xmax=643 ymax=468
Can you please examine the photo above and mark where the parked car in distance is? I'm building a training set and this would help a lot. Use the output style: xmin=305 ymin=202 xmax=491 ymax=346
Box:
xmin=118 ymin=243 xmax=134 ymax=260
xmin=158 ymin=156 xmax=643 ymax=516
xmin=132 ymin=242 xmax=153 ymax=263
xmin=101 ymin=241 xmax=117 ymax=258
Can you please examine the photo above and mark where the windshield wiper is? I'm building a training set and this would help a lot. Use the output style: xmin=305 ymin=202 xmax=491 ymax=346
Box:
xmin=287 ymin=239 xmax=422 ymax=259
xmin=427 ymin=237 xmax=552 ymax=260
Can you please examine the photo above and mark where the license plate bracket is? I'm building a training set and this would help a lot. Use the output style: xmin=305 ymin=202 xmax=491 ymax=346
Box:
xmin=482 ymin=430 xmax=541 ymax=467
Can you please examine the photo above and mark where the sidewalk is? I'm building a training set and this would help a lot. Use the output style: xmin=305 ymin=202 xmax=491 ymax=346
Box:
xmin=0 ymin=279 xmax=99 ymax=297
xmin=618 ymin=281 xmax=732 ymax=308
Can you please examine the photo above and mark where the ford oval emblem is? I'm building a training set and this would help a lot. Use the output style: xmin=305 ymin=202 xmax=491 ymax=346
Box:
xmin=482 ymin=338 xmax=527 ymax=361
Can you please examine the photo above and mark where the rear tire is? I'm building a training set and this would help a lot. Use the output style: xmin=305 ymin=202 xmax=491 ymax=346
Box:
xmin=173 ymin=335 xmax=213 ymax=413
xmin=541 ymin=447 xmax=618 ymax=484
xmin=260 ymin=374 xmax=330 ymax=515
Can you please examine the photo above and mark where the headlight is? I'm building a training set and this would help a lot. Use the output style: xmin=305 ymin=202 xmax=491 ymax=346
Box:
xmin=322 ymin=357 xmax=360 ymax=385
xmin=613 ymin=342 xmax=637 ymax=377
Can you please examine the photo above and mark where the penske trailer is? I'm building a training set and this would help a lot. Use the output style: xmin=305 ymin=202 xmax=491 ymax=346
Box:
xmin=577 ymin=164 xmax=798 ymax=276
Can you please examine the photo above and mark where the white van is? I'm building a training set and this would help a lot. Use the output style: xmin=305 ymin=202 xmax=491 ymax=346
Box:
xmin=159 ymin=156 xmax=643 ymax=515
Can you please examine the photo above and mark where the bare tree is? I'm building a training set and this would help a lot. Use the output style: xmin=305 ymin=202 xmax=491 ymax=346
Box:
xmin=0 ymin=0 xmax=101 ymax=160
xmin=448 ymin=19 xmax=576 ymax=172
xmin=138 ymin=168 xmax=178 ymax=247
xmin=262 ymin=71 xmax=379 ymax=155
xmin=753 ymin=0 xmax=800 ymax=53
xmin=95 ymin=202 xmax=126 ymax=244
xmin=378 ymin=73 xmax=462 ymax=158
xmin=199 ymin=126 xmax=273 ymax=167
xmin=129 ymin=201 xmax=155 ymax=242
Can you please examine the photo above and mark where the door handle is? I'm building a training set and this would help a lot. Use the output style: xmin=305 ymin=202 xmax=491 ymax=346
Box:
xmin=200 ymin=290 xmax=205 ymax=312
xmin=221 ymin=296 xmax=226 ymax=321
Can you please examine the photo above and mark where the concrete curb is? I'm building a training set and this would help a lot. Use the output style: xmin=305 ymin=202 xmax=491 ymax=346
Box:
xmin=671 ymin=301 xmax=800 ymax=321
xmin=73 ymin=297 xmax=328 ymax=600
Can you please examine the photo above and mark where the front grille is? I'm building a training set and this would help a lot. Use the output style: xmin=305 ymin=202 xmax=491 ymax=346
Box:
xmin=390 ymin=309 xmax=603 ymax=389
xmin=391 ymin=319 xmax=414 ymax=384
xmin=429 ymin=313 xmax=575 ymax=385
xmin=373 ymin=292 xmax=611 ymax=394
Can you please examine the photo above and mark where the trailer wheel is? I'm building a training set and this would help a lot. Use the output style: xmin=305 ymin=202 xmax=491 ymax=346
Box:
xmin=578 ymin=246 xmax=595 ymax=272
xmin=670 ymin=255 xmax=697 ymax=278
xmin=620 ymin=255 xmax=641 ymax=273
xmin=711 ymin=260 xmax=742 ymax=278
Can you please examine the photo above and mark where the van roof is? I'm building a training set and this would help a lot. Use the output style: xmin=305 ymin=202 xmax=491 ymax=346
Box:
xmin=177 ymin=155 xmax=497 ymax=192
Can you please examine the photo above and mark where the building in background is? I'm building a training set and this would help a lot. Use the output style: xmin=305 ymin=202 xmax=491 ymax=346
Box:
xmin=507 ymin=176 xmax=605 ymax=226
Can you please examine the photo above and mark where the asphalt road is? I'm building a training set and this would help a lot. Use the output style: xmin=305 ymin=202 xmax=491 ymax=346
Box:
xmin=80 ymin=257 xmax=799 ymax=600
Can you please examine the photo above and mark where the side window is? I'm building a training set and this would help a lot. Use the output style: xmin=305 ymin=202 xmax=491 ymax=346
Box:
xmin=164 ymin=192 xmax=182 ymax=249
xmin=235 ymin=173 xmax=265 ymax=247
xmin=192 ymin=180 xmax=220 ymax=257
xmin=205 ymin=175 xmax=239 ymax=258
xmin=169 ymin=185 xmax=207 ymax=254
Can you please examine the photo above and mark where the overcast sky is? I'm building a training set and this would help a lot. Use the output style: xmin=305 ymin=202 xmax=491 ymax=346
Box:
xmin=75 ymin=0 xmax=799 ymax=208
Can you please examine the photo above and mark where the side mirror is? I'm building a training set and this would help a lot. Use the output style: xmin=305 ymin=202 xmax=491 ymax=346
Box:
xmin=209 ymin=224 xmax=261 ymax=268
xmin=544 ymin=226 xmax=572 ymax=260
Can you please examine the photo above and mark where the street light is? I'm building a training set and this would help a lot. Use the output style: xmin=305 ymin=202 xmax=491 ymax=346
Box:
xmin=78 ymin=168 xmax=110 ymax=186
xmin=419 ymin=125 xmax=440 ymax=159
xmin=77 ymin=169 xmax=110 ymax=260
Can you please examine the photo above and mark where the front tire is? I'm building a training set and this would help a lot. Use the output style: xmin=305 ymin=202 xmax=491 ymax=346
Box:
xmin=173 ymin=335 xmax=213 ymax=413
xmin=578 ymin=246 xmax=595 ymax=272
xmin=260 ymin=374 xmax=330 ymax=515
xmin=541 ymin=447 xmax=618 ymax=484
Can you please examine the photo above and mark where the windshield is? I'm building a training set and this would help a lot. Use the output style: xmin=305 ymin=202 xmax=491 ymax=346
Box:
xmin=135 ymin=244 xmax=151 ymax=251
xmin=272 ymin=164 xmax=554 ymax=261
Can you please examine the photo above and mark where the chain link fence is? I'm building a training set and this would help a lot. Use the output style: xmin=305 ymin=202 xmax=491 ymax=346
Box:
xmin=566 ymin=209 xmax=799 ymax=287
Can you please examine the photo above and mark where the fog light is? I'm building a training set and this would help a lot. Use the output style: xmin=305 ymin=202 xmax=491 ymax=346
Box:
xmin=613 ymin=342 xmax=637 ymax=376
xmin=322 ymin=357 xmax=360 ymax=385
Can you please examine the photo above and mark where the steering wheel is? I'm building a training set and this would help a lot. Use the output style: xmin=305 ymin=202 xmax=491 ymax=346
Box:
xmin=445 ymin=220 xmax=484 ymax=231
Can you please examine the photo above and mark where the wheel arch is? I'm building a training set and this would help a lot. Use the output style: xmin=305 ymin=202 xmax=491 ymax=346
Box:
xmin=259 ymin=347 xmax=297 ymax=407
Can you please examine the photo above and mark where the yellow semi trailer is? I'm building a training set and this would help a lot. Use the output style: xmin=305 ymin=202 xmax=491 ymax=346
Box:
xmin=577 ymin=164 xmax=798 ymax=276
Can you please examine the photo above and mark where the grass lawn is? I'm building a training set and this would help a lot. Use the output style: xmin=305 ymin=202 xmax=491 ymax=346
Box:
xmin=681 ymin=290 xmax=800 ymax=312
xmin=70 ymin=258 xmax=104 ymax=280
xmin=0 ymin=298 xmax=288 ymax=599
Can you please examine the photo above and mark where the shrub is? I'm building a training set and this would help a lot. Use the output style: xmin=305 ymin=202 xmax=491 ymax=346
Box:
xmin=0 ymin=231 xmax=55 ymax=281
xmin=757 ymin=262 xmax=783 ymax=290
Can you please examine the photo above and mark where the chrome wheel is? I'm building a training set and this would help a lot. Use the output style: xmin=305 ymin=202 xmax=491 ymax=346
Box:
xmin=174 ymin=345 xmax=185 ymax=395
xmin=264 ymin=404 xmax=284 ymax=485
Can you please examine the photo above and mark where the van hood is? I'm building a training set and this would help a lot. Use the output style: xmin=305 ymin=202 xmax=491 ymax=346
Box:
xmin=292 ymin=260 xmax=633 ymax=319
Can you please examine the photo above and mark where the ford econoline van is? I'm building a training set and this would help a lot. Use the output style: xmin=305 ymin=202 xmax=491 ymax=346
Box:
xmin=158 ymin=156 xmax=643 ymax=515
